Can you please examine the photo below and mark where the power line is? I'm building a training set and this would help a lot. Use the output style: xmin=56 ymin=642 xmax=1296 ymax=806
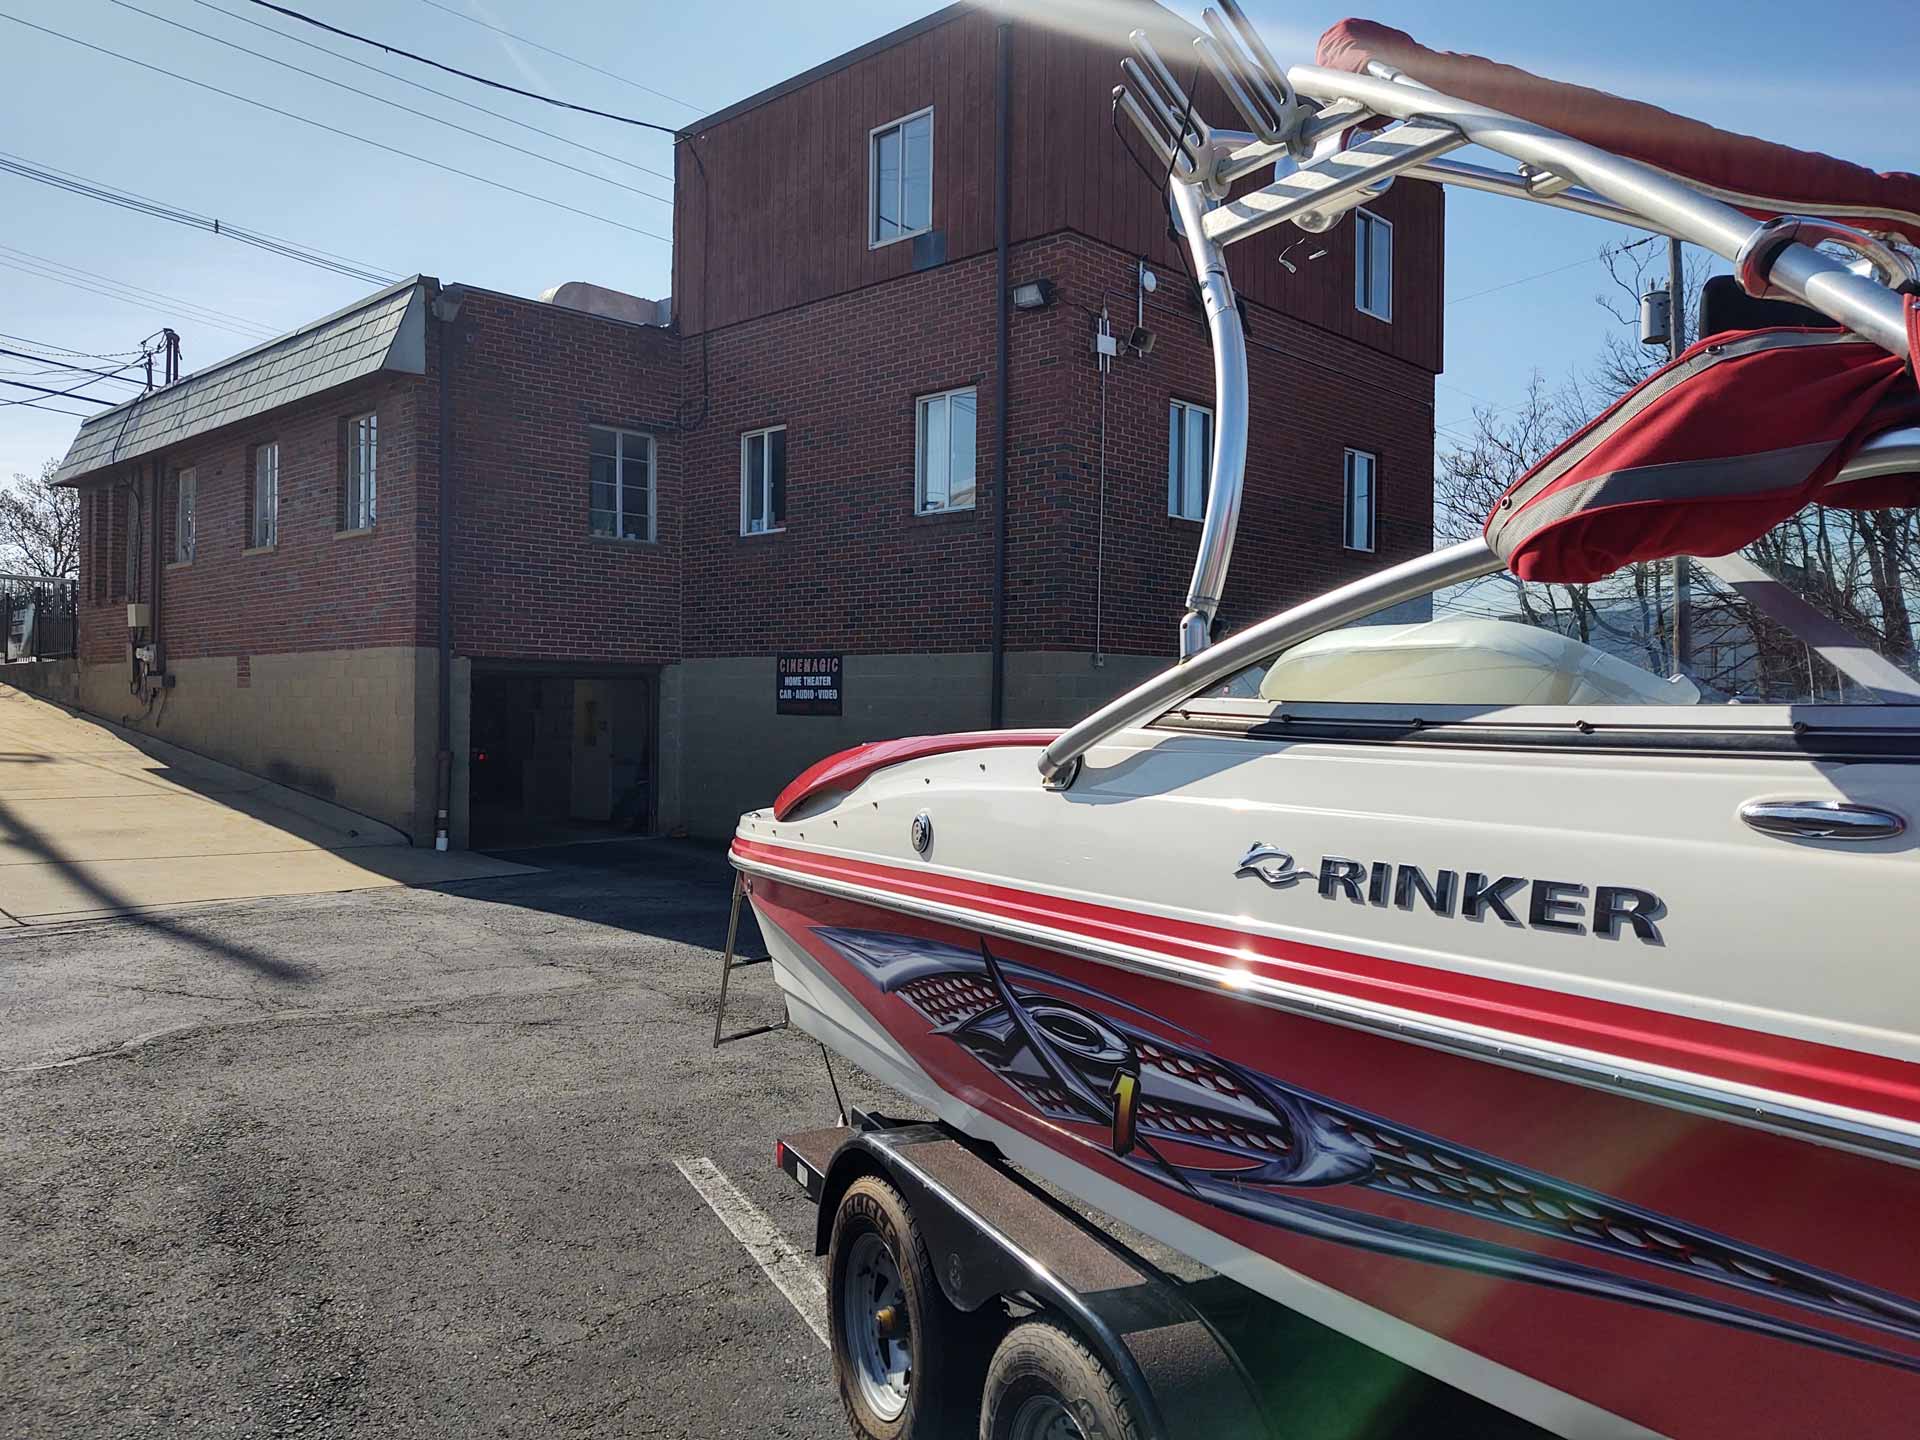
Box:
xmin=0 ymin=12 xmax=670 ymax=242
xmin=0 ymin=330 xmax=147 ymax=361
xmin=407 ymin=0 xmax=700 ymax=113
xmin=0 ymin=151 xmax=397 ymax=287
xmin=0 ymin=243 xmax=279 ymax=335
xmin=108 ymin=0 xmax=671 ymax=208
xmin=0 ymin=346 xmax=147 ymax=386
xmin=246 ymin=0 xmax=681 ymax=135
xmin=0 ymin=257 xmax=280 ymax=343
xmin=6 ymin=398 xmax=98 ymax=419
xmin=0 ymin=373 xmax=131 ymax=408
xmin=1447 ymin=235 xmax=1659 ymax=307
xmin=187 ymin=0 xmax=673 ymax=185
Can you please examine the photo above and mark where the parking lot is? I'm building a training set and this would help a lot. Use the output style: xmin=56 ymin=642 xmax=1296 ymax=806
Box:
xmin=2 ymin=838 xmax=874 ymax=1439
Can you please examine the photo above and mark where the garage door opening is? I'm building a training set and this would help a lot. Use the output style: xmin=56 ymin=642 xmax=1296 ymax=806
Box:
xmin=468 ymin=669 xmax=655 ymax=850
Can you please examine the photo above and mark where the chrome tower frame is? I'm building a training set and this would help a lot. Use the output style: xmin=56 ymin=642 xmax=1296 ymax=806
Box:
xmin=1037 ymin=2 xmax=1919 ymax=785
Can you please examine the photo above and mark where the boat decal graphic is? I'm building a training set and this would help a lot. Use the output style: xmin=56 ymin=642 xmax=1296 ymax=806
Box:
xmin=814 ymin=924 xmax=1920 ymax=1375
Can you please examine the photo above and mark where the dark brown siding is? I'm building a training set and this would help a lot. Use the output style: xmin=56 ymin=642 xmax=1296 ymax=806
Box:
xmin=675 ymin=4 xmax=1443 ymax=374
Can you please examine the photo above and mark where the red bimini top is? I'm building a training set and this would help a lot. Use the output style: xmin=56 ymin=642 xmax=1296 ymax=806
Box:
xmin=1316 ymin=19 xmax=1920 ymax=247
xmin=1485 ymin=327 xmax=1920 ymax=584
xmin=773 ymin=730 xmax=1060 ymax=821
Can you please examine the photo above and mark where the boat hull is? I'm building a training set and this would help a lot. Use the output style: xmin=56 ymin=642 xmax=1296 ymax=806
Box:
xmin=744 ymin=869 xmax=1920 ymax=1439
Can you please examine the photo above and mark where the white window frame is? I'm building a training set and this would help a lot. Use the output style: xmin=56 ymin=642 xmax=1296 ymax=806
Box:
xmin=1344 ymin=448 xmax=1377 ymax=553
xmin=251 ymin=443 xmax=278 ymax=549
xmin=1354 ymin=209 xmax=1393 ymax=321
xmin=588 ymin=426 xmax=656 ymax=543
xmin=869 ymin=106 xmax=934 ymax=250
xmin=1168 ymin=399 xmax=1213 ymax=521
xmin=740 ymin=425 xmax=787 ymax=535
xmin=345 ymin=412 xmax=377 ymax=530
xmin=915 ymin=386 xmax=977 ymax=515
xmin=173 ymin=466 xmax=196 ymax=564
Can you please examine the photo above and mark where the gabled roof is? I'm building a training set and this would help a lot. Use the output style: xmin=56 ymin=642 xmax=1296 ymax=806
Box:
xmin=53 ymin=276 xmax=430 ymax=485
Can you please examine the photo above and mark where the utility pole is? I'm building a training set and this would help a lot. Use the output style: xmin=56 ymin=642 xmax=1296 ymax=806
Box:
xmin=1668 ymin=237 xmax=1692 ymax=676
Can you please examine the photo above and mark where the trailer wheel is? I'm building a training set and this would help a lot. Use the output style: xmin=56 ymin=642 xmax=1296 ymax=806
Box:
xmin=980 ymin=1321 xmax=1144 ymax=1440
xmin=828 ymin=1174 xmax=982 ymax=1439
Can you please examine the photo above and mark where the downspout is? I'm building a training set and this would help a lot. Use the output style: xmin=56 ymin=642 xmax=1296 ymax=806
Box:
xmin=431 ymin=285 xmax=465 ymax=850
xmin=989 ymin=13 xmax=1011 ymax=728
xmin=148 ymin=457 xmax=163 ymax=683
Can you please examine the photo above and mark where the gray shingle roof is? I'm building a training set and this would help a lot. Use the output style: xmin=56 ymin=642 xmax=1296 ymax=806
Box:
xmin=54 ymin=277 xmax=429 ymax=484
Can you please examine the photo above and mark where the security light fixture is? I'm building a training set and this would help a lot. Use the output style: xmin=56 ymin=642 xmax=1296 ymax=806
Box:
xmin=1011 ymin=279 xmax=1056 ymax=311
xmin=1127 ymin=324 xmax=1156 ymax=356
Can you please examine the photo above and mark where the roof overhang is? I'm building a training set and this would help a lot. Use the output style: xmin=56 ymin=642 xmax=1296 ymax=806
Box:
xmin=53 ymin=276 xmax=430 ymax=486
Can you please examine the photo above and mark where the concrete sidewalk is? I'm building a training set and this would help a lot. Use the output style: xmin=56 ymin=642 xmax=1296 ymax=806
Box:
xmin=0 ymin=683 xmax=530 ymax=924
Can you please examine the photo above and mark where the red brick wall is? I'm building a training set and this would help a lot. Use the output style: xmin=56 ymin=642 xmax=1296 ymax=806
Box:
xmin=72 ymin=370 xmax=426 ymax=666
xmin=677 ymin=6 xmax=1446 ymax=374
xmin=680 ymin=230 xmax=1434 ymax=661
xmin=67 ymin=238 xmax=1433 ymax=680
xmin=440 ymin=288 xmax=682 ymax=665
xmin=680 ymin=248 xmax=1002 ymax=657
xmin=1021 ymin=239 xmax=1437 ymax=654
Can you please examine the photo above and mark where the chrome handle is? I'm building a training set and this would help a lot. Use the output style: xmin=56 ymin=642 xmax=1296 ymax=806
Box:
xmin=1739 ymin=800 xmax=1906 ymax=841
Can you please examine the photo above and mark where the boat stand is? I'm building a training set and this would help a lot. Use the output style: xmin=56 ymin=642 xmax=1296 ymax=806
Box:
xmin=712 ymin=871 xmax=788 ymax=1048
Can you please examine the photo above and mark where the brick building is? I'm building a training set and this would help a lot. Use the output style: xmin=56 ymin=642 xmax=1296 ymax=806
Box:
xmin=36 ymin=1 xmax=1441 ymax=845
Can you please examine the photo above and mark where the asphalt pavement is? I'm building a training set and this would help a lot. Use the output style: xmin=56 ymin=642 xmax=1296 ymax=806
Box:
xmin=3 ymin=831 xmax=1544 ymax=1440
xmin=2 ymin=838 xmax=878 ymax=1439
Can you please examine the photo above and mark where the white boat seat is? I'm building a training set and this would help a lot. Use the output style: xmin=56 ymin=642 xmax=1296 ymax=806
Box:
xmin=1258 ymin=617 xmax=1700 ymax=706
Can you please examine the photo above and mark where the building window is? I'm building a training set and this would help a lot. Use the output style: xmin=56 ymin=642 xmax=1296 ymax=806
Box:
xmin=174 ymin=467 xmax=196 ymax=564
xmin=1344 ymin=448 xmax=1377 ymax=552
xmin=345 ymin=412 xmax=377 ymax=530
xmin=589 ymin=426 xmax=654 ymax=542
xmin=740 ymin=426 xmax=787 ymax=534
xmin=870 ymin=107 xmax=933 ymax=248
xmin=1168 ymin=400 xmax=1213 ymax=521
xmin=1355 ymin=209 xmax=1392 ymax=321
xmin=915 ymin=387 xmax=976 ymax=514
xmin=250 ymin=443 xmax=279 ymax=549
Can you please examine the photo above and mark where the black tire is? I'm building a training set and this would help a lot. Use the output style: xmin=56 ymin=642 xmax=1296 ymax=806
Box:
xmin=827 ymin=1174 xmax=985 ymax=1440
xmin=980 ymin=1321 xmax=1144 ymax=1440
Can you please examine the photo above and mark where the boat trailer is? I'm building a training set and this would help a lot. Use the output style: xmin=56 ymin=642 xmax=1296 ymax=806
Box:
xmin=777 ymin=1111 xmax=1553 ymax=1440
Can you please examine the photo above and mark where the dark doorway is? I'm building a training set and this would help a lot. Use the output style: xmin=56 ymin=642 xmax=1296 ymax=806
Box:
xmin=468 ymin=667 xmax=655 ymax=850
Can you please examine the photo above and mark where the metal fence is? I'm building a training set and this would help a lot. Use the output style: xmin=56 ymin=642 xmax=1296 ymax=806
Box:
xmin=1 ymin=575 xmax=78 ymax=663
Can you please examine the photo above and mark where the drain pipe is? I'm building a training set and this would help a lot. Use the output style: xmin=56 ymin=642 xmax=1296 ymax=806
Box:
xmin=148 ymin=457 xmax=164 ymax=683
xmin=430 ymin=284 xmax=465 ymax=850
xmin=989 ymin=13 xmax=1012 ymax=728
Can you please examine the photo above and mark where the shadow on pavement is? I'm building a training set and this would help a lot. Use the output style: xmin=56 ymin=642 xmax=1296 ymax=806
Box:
xmin=0 ymin=796 xmax=310 ymax=982
xmin=439 ymin=836 xmax=766 ymax=956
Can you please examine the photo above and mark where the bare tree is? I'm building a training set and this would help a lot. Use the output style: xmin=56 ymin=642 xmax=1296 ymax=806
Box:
xmin=1434 ymin=368 xmax=1676 ymax=669
xmin=1435 ymin=238 xmax=1920 ymax=692
xmin=1589 ymin=237 xmax=1711 ymax=403
xmin=0 ymin=460 xmax=80 ymax=580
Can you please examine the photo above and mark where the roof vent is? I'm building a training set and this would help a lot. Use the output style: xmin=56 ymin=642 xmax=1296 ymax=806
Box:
xmin=538 ymin=281 xmax=671 ymax=327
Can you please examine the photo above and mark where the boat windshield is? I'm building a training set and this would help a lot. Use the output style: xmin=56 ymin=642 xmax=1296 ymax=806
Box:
xmin=1213 ymin=513 xmax=1920 ymax=707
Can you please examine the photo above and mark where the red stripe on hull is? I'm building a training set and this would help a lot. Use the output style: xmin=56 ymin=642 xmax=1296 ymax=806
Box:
xmin=750 ymin=875 xmax=1920 ymax=1439
xmin=733 ymin=837 xmax=1920 ymax=1128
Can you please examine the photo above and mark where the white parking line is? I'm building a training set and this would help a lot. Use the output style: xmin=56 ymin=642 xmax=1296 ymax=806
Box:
xmin=674 ymin=1155 xmax=830 ymax=1347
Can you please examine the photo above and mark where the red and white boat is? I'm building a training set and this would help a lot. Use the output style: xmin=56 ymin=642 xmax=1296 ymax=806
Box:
xmin=734 ymin=10 xmax=1920 ymax=1436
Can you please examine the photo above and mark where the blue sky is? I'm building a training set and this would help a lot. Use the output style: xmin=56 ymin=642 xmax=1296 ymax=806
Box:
xmin=2 ymin=0 xmax=1915 ymax=485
